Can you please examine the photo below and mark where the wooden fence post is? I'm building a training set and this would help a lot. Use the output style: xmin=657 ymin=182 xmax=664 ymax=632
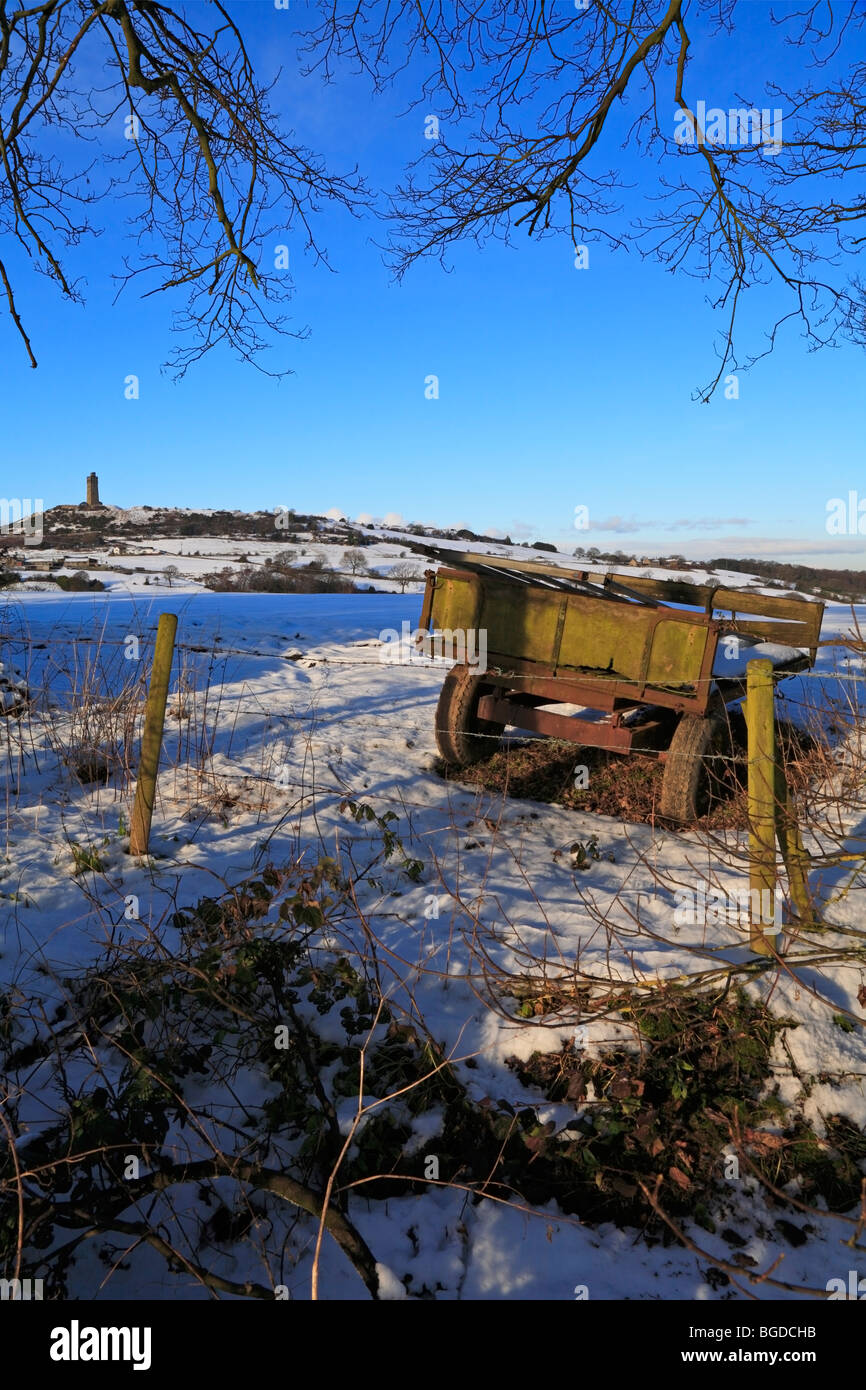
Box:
xmin=774 ymin=733 xmax=820 ymax=930
xmin=129 ymin=613 xmax=177 ymax=857
xmin=745 ymin=658 xmax=777 ymax=955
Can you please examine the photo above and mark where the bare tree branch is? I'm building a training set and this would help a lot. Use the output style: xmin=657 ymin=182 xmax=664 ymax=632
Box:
xmin=0 ymin=0 xmax=369 ymax=376
xmin=303 ymin=0 xmax=866 ymax=399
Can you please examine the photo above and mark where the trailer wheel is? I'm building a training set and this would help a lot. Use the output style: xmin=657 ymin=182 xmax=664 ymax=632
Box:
xmin=435 ymin=665 xmax=505 ymax=766
xmin=659 ymin=698 xmax=729 ymax=823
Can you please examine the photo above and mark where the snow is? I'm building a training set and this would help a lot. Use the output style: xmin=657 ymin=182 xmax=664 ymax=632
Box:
xmin=1 ymin=569 xmax=864 ymax=1302
xmin=711 ymin=637 xmax=804 ymax=678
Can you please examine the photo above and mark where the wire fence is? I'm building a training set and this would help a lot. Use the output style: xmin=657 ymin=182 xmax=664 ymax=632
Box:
xmin=2 ymin=622 xmax=865 ymax=772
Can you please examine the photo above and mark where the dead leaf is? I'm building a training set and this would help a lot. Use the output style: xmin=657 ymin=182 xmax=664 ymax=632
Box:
xmin=609 ymin=1073 xmax=638 ymax=1099
xmin=668 ymin=1166 xmax=691 ymax=1190
xmin=743 ymin=1128 xmax=786 ymax=1156
xmin=566 ymin=1074 xmax=586 ymax=1103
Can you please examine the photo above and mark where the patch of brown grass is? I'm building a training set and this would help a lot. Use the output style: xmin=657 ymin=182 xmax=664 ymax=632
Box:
xmin=437 ymin=714 xmax=823 ymax=831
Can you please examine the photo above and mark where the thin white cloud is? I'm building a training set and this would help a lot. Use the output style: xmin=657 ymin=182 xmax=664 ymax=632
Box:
xmin=587 ymin=516 xmax=644 ymax=533
xmin=665 ymin=517 xmax=752 ymax=531
xmin=587 ymin=515 xmax=753 ymax=534
xmin=678 ymin=535 xmax=866 ymax=562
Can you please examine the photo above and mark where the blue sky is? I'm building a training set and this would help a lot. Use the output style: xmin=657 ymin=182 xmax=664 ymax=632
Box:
xmin=2 ymin=0 xmax=864 ymax=566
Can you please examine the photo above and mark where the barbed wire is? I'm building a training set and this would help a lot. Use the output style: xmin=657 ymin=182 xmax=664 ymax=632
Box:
xmin=1 ymin=622 xmax=864 ymax=781
xmin=1 ymin=631 xmax=864 ymax=679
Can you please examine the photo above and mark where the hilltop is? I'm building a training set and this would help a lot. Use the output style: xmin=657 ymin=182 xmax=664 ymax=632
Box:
xmin=4 ymin=494 xmax=863 ymax=602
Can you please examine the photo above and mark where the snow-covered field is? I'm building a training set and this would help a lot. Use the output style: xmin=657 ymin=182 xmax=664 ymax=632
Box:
xmin=9 ymin=516 xmax=810 ymax=596
xmin=1 ymin=568 xmax=865 ymax=1302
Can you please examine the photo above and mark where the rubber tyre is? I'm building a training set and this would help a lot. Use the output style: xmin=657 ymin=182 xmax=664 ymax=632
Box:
xmin=435 ymin=664 xmax=505 ymax=766
xmin=659 ymin=698 xmax=729 ymax=823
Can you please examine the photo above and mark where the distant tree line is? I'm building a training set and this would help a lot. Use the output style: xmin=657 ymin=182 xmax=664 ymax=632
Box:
xmin=573 ymin=545 xmax=688 ymax=568
xmin=707 ymin=558 xmax=866 ymax=602
xmin=202 ymin=559 xmax=356 ymax=595
xmin=0 ymin=570 xmax=104 ymax=592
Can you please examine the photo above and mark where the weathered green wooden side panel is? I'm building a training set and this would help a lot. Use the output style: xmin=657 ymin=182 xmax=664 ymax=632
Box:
xmin=559 ymin=597 xmax=653 ymax=676
xmin=645 ymin=619 xmax=709 ymax=685
xmin=430 ymin=551 xmax=824 ymax=663
xmin=430 ymin=573 xmax=478 ymax=633
xmin=427 ymin=571 xmax=715 ymax=688
xmin=483 ymin=585 xmax=563 ymax=663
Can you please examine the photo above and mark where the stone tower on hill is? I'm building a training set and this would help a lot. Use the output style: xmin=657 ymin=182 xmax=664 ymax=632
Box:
xmin=86 ymin=472 xmax=100 ymax=507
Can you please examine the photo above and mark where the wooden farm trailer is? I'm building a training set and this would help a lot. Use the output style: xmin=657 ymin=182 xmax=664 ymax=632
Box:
xmin=415 ymin=549 xmax=824 ymax=822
